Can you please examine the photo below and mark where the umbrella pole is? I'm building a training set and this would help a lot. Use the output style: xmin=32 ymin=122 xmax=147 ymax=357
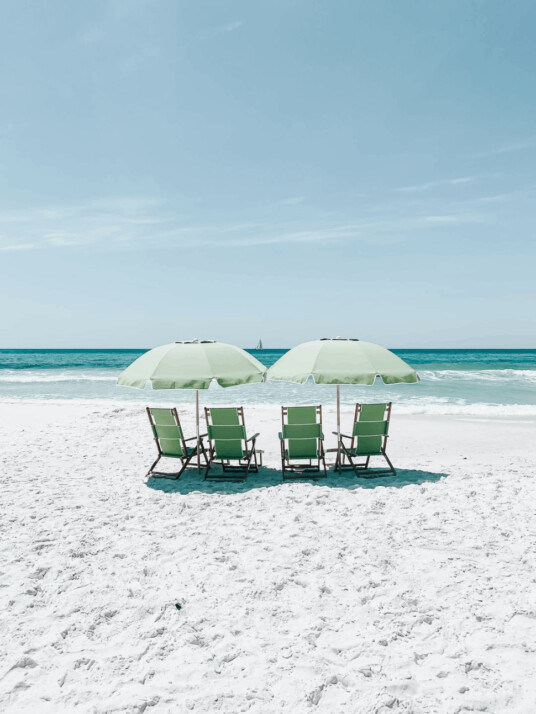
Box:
xmin=196 ymin=389 xmax=200 ymax=472
xmin=336 ymin=384 xmax=341 ymax=471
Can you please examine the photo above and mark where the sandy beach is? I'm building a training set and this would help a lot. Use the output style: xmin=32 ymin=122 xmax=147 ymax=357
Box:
xmin=1 ymin=401 xmax=536 ymax=713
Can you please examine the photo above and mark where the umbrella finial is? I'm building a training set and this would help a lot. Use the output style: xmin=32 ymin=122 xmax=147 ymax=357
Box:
xmin=320 ymin=337 xmax=359 ymax=341
xmin=175 ymin=338 xmax=216 ymax=344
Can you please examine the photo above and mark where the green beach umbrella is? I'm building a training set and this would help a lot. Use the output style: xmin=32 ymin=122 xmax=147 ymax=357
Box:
xmin=267 ymin=337 xmax=419 ymax=439
xmin=117 ymin=339 xmax=266 ymax=469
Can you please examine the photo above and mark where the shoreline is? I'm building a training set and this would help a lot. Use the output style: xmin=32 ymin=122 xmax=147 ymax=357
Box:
xmin=1 ymin=397 xmax=536 ymax=423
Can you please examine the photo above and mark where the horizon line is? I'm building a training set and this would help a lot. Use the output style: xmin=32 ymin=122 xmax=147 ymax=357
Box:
xmin=1 ymin=346 xmax=536 ymax=351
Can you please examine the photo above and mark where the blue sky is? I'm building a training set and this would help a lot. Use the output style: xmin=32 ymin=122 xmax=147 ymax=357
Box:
xmin=1 ymin=0 xmax=535 ymax=348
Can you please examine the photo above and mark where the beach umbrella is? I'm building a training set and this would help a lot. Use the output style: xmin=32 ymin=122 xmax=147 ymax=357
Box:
xmin=267 ymin=337 xmax=419 ymax=441
xmin=117 ymin=339 xmax=266 ymax=470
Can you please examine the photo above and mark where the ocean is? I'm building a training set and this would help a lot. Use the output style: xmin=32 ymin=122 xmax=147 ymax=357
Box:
xmin=1 ymin=348 xmax=535 ymax=418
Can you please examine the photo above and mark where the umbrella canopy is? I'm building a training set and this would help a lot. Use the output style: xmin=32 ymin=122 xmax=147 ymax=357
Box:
xmin=267 ymin=338 xmax=419 ymax=385
xmin=118 ymin=339 xmax=266 ymax=471
xmin=267 ymin=338 xmax=419 ymax=450
xmin=117 ymin=339 xmax=266 ymax=390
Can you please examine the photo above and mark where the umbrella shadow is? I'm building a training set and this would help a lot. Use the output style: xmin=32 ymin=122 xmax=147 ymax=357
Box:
xmin=146 ymin=465 xmax=447 ymax=495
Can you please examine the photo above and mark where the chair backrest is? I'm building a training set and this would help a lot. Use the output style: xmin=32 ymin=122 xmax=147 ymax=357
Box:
xmin=147 ymin=407 xmax=185 ymax=458
xmin=282 ymin=405 xmax=322 ymax=459
xmin=352 ymin=403 xmax=391 ymax=455
xmin=205 ymin=407 xmax=247 ymax=460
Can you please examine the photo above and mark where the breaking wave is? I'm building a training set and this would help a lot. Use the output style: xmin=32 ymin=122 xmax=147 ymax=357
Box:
xmin=0 ymin=370 xmax=117 ymax=383
xmin=1 ymin=365 xmax=536 ymax=418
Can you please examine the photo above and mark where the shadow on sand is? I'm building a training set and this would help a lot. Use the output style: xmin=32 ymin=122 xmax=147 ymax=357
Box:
xmin=146 ymin=465 xmax=447 ymax=495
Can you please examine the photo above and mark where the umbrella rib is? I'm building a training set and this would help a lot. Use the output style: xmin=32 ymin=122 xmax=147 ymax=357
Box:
xmin=152 ymin=344 xmax=212 ymax=389
xmin=149 ymin=348 xmax=178 ymax=388
xmin=309 ymin=343 xmax=324 ymax=384
xmin=202 ymin=346 xmax=218 ymax=388
xmin=360 ymin=344 xmax=381 ymax=384
xmin=191 ymin=345 xmax=214 ymax=388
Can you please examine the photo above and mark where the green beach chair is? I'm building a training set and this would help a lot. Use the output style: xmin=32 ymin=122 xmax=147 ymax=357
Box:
xmin=204 ymin=407 xmax=259 ymax=480
xmin=279 ymin=405 xmax=327 ymax=479
xmin=335 ymin=403 xmax=396 ymax=477
xmin=146 ymin=407 xmax=207 ymax=479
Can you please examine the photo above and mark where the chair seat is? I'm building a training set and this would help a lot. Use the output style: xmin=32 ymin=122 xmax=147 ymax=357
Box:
xmin=350 ymin=447 xmax=382 ymax=457
xmin=160 ymin=445 xmax=198 ymax=458
xmin=285 ymin=449 xmax=320 ymax=460
xmin=215 ymin=449 xmax=248 ymax=461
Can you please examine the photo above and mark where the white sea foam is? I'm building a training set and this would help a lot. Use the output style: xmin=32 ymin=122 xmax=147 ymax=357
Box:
xmin=0 ymin=370 xmax=116 ymax=383
xmin=1 ymin=369 xmax=536 ymax=418
xmin=0 ymin=395 xmax=535 ymax=418
xmin=394 ymin=401 xmax=536 ymax=417
xmin=2 ymin=368 xmax=536 ymax=384
xmin=420 ymin=369 xmax=536 ymax=383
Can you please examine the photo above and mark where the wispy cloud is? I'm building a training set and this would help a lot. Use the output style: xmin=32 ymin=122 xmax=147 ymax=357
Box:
xmin=458 ymin=184 xmax=536 ymax=205
xmin=0 ymin=242 xmax=37 ymax=252
xmin=277 ymin=196 xmax=305 ymax=206
xmin=396 ymin=177 xmax=475 ymax=192
xmin=151 ymin=20 xmax=246 ymax=68
xmin=473 ymin=139 xmax=536 ymax=158
xmin=78 ymin=26 xmax=105 ymax=46
xmin=358 ymin=213 xmax=486 ymax=232
xmin=0 ymin=195 xmax=488 ymax=253
xmin=0 ymin=196 xmax=173 ymax=251
xmin=221 ymin=20 xmax=243 ymax=33
xmin=196 ymin=20 xmax=244 ymax=42
xmin=156 ymin=222 xmax=366 ymax=248
xmin=421 ymin=214 xmax=481 ymax=225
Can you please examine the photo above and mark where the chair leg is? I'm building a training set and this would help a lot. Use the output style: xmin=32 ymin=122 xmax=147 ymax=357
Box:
xmin=146 ymin=454 xmax=161 ymax=478
xmin=147 ymin=454 xmax=187 ymax=480
xmin=383 ymin=451 xmax=397 ymax=475
xmin=199 ymin=441 xmax=209 ymax=466
xmin=317 ymin=443 xmax=327 ymax=477
xmin=340 ymin=443 xmax=356 ymax=475
xmin=335 ymin=444 xmax=341 ymax=472
xmin=346 ymin=448 xmax=397 ymax=479
xmin=176 ymin=450 xmax=200 ymax=478
xmin=244 ymin=451 xmax=253 ymax=479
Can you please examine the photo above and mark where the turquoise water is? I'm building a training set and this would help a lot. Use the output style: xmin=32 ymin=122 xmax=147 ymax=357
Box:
xmin=1 ymin=348 xmax=535 ymax=417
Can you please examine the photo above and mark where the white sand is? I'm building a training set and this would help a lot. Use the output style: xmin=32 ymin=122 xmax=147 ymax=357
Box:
xmin=1 ymin=401 xmax=536 ymax=713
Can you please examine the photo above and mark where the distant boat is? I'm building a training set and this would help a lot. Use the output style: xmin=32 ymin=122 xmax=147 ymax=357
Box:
xmin=255 ymin=339 xmax=263 ymax=350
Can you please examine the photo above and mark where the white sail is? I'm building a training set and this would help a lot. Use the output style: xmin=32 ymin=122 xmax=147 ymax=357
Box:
xmin=256 ymin=339 xmax=263 ymax=350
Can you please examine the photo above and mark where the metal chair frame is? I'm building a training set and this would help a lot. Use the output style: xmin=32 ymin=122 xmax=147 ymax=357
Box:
xmin=204 ymin=406 xmax=259 ymax=481
xmin=335 ymin=402 xmax=396 ymax=477
xmin=279 ymin=405 xmax=327 ymax=479
xmin=146 ymin=407 xmax=208 ymax=480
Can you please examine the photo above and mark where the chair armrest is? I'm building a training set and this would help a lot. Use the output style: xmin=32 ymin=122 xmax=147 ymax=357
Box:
xmin=246 ymin=433 xmax=259 ymax=442
xmin=338 ymin=433 xmax=352 ymax=441
xmin=184 ymin=434 xmax=207 ymax=442
xmin=278 ymin=431 xmax=283 ymax=440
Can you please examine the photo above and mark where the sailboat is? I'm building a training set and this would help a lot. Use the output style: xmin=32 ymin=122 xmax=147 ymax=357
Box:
xmin=255 ymin=339 xmax=263 ymax=351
